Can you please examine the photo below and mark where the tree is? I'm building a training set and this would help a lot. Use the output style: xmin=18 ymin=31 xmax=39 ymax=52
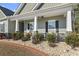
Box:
xmin=74 ymin=4 xmax=79 ymax=33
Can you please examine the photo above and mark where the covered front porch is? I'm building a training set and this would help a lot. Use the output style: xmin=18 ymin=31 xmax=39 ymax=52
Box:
xmin=10 ymin=4 xmax=74 ymax=35
xmin=15 ymin=15 xmax=66 ymax=34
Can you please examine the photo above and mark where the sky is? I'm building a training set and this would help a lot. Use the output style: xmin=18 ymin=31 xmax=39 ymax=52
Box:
xmin=0 ymin=3 xmax=20 ymax=11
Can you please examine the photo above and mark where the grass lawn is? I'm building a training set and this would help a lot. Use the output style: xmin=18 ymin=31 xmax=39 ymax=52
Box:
xmin=0 ymin=40 xmax=47 ymax=56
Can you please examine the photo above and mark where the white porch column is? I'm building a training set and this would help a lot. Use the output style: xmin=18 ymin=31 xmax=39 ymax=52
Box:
xmin=15 ymin=20 xmax=19 ymax=32
xmin=66 ymin=10 xmax=72 ymax=32
xmin=34 ymin=16 xmax=37 ymax=31
xmin=6 ymin=19 xmax=9 ymax=33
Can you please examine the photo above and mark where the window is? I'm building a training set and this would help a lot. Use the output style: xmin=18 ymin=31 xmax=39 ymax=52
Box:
xmin=48 ymin=20 xmax=55 ymax=29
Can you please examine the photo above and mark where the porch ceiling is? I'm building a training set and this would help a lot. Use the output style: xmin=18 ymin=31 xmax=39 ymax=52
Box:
xmin=9 ymin=4 xmax=73 ymax=21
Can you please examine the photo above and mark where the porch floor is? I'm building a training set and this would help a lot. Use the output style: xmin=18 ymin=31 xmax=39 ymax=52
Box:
xmin=1 ymin=39 xmax=79 ymax=56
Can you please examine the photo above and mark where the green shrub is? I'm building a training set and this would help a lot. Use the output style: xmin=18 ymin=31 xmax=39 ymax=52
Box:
xmin=46 ymin=33 xmax=56 ymax=43
xmin=12 ymin=31 xmax=24 ymax=40
xmin=46 ymin=32 xmax=56 ymax=47
xmin=12 ymin=32 xmax=16 ymax=40
xmin=32 ymin=31 xmax=44 ymax=44
xmin=39 ymin=33 xmax=44 ymax=41
xmin=65 ymin=32 xmax=79 ymax=48
xmin=21 ymin=33 xmax=31 ymax=41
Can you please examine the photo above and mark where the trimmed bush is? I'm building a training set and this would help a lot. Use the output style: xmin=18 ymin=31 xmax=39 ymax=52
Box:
xmin=12 ymin=32 xmax=17 ymax=40
xmin=46 ymin=32 xmax=56 ymax=43
xmin=21 ymin=33 xmax=31 ymax=41
xmin=39 ymin=33 xmax=44 ymax=41
xmin=32 ymin=31 xmax=44 ymax=44
xmin=12 ymin=31 xmax=24 ymax=40
xmin=46 ymin=32 xmax=56 ymax=47
xmin=65 ymin=32 xmax=79 ymax=48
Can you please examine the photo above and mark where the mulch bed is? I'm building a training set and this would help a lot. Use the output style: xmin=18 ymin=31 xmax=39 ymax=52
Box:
xmin=0 ymin=40 xmax=48 ymax=56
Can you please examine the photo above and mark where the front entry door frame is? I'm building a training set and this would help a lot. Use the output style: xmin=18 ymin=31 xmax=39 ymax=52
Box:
xmin=19 ymin=21 xmax=24 ymax=32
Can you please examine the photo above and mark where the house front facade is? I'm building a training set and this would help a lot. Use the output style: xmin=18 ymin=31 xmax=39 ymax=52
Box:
xmin=0 ymin=3 xmax=78 ymax=38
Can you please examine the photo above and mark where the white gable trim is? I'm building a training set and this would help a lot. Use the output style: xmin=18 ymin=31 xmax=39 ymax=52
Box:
xmin=32 ymin=3 xmax=42 ymax=11
xmin=13 ymin=3 xmax=26 ymax=15
xmin=14 ymin=3 xmax=42 ymax=15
